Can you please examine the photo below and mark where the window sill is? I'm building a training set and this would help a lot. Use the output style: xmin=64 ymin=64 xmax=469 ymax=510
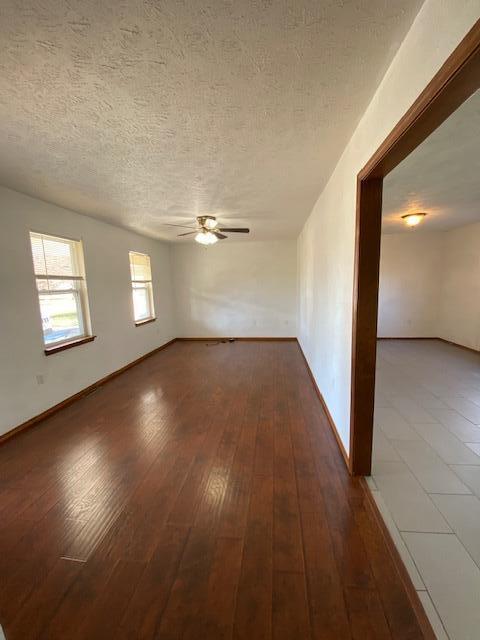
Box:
xmin=135 ymin=317 xmax=156 ymax=327
xmin=44 ymin=335 xmax=96 ymax=355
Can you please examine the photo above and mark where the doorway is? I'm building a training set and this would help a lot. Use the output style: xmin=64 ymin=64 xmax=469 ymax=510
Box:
xmin=349 ymin=20 xmax=480 ymax=476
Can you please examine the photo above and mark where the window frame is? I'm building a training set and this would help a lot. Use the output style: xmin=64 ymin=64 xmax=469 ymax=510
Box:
xmin=29 ymin=231 xmax=94 ymax=352
xmin=128 ymin=251 xmax=156 ymax=326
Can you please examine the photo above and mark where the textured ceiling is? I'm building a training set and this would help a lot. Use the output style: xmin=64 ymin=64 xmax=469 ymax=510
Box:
xmin=0 ymin=0 xmax=423 ymax=241
xmin=383 ymin=90 xmax=480 ymax=234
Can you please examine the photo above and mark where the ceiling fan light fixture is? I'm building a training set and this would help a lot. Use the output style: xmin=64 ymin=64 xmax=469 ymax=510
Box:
xmin=195 ymin=230 xmax=218 ymax=245
xmin=401 ymin=212 xmax=427 ymax=227
xmin=171 ymin=215 xmax=249 ymax=241
xmin=196 ymin=215 xmax=218 ymax=230
xmin=204 ymin=217 xmax=218 ymax=230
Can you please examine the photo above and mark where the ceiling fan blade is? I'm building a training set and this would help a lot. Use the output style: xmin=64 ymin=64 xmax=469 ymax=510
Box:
xmin=164 ymin=223 xmax=196 ymax=229
xmin=177 ymin=231 xmax=197 ymax=237
xmin=213 ymin=232 xmax=227 ymax=240
xmin=218 ymin=228 xmax=250 ymax=233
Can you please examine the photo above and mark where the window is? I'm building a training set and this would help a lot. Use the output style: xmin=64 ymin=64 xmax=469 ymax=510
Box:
xmin=29 ymin=232 xmax=92 ymax=348
xmin=129 ymin=251 xmax=155 ymax=324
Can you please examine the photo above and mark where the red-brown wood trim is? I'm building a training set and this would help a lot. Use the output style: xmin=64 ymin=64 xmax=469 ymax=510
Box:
xmin=135 ymin=317 xmax=156 ymax=327
xmin=360 ymin=478 xmax=437 ymax=640
xmin=296 ymin=339 xmax=350 ymax=470
xmin=44 ymin=335 xmax=96 ymax=355
xmin=359 ymin=19 xmax=480 ymax=180
xmin=176 ymin=337 xmax=297 ymax=342
xmin=1 ymin=338 xmax=177 ymax=446
xmin=350 ymin=20 xmax=480 ymax=476
xmin=377 ymin=336 xmax=439 ymax=340
xmin=350 ymin=177 xmax=383 ymax=475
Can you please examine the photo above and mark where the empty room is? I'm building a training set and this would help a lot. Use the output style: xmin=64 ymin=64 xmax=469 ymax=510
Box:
xmin=0 ymin=2 xmax=479 ymax=639
xmin=372 ymin=89 xmax=480 ymax=639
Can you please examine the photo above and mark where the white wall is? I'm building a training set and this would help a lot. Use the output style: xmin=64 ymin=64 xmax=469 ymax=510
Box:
xmin=297 ymin=0 xmax=479 ymax=454
xmin=172 ymin=241 xmax=297 ymax=338
xmin=378 ymin=233 xmax=444 ymax=337
xmin=438 ymin=222 xmax=480 ymax=351
xmin=378 ymin=224 xmax=480 ymax=350
xmin=0 ymin=186 xmax=175 ymax=436
xmin=0 ymin=189 xmax=296 ymax=435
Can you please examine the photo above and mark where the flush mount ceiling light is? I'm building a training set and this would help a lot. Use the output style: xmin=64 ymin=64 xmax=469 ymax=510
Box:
xmin=195 ymin=230 xmax=218 ymax=245
xmin=401 ymin=212 xmax=427 ymax=227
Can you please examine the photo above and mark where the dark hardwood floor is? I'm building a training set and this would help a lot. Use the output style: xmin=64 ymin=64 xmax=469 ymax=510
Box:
xmin=0 ymin=341 xmax=425 ymax=639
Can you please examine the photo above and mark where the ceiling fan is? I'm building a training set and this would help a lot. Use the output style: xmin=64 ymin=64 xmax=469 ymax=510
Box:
xmin=164 ymin=216 xmax=250 ymax=245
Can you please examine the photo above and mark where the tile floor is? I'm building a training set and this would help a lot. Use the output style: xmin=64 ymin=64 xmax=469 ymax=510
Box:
xmin=370 ymin=339 xmax=480 ymax=640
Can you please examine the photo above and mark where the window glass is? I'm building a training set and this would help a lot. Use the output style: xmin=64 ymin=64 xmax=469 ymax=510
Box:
xmin=129 ymin=252 xmax=155 ymax=323
xmin=29 ymin=232 xmax=91 ymax=347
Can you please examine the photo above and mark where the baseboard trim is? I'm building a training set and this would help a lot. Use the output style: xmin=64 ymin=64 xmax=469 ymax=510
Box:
xmin=377 ymin=336 xmax=438 ymax=340
xmin=176 ymin=337 xmax=297 ymax=342
xmin=0 ymin=338 xmax=178 ymax=446
xmin=295 ymin=339 xmax=351 ymax=472
xmin=378 ymin=336 xmax=480 ymax=355
xmin=360 ymin=478 xmax=436 ymax=640
xmin=437 ymin=337 xmax=480 ymax=355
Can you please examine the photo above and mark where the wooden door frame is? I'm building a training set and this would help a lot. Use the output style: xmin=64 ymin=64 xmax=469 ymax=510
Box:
xmin=349 ymin=19 xmax=480 ymax=476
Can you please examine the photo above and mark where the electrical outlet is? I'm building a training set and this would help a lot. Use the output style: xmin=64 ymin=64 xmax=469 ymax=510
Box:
xmin=36 ymin=374 xmax=45 ymax=385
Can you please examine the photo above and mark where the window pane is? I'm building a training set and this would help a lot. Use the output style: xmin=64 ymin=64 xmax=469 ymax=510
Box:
xmin=30 ymin=232 xmax=80 ymax=277
xmin=39 ymin=291 xmax=84 ymax=344
xmin=30 ymin=234 xmax=46 ymax=274
xmin=29 ymin=232 xmax=91 ymax=346
xmin=36 ymin=278 xmax=49 ymax=292
xmin=36 ymin=278 xmax=78 ymax=292
xmin=47 ymin=278 xmax=77 ymax=292
xmin=42 ymin=237 xmax=76 ymax=276
xmin=129 ymin=252 xmax=152 ymax=281
xmin=132 ymin=284 xmax=151 ymax=321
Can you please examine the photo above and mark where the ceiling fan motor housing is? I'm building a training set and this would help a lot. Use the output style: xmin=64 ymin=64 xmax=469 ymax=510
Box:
xmin=197 ymin=215 xmax=217 ymax=229
xmin=171 ymin=216 xmax=249 ymax=240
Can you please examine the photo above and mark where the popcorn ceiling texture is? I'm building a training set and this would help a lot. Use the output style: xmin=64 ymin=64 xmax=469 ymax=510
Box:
xmin=0 ymin=0 xmax=422 ymax=241
xmin=383 ymin=91 xmax=480 ymax=234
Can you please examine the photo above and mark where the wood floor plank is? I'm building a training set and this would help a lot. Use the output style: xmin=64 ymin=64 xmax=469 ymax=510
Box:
xmin=217 ymin=395 xmax=259 ymax=538
xmin=154 ymin=526 xmax=218 ymax=640
xmin=273 ymin=403 xmax=305 ymax=573
xmin=39 ymin=557 xmax=117 ymax=639
xmin=4 ymin=558 xmax=83 ymax=639
xmin=116 ymin=525 xmax=189 ymax=640
xmin=354 ymin=505 xmax=424 ymax=639
xmin=0 ymin=341 xmax=427 ymax=640
xmin=189 ymin=536 xmax=244 ymax=640
xmin=273 ymin=570 xmax=312 ymax=640
xmin=233 ymin=471 xmax=274 ymax=640
xmin=69 ymin=559 xmax=146 ymax=640
xmin=344 ymin=587 xmax=393 ymax=640
xmin=94 ymin=442 xmax=198 ymax=562
xmin=290 ymin=421 xmax=352 ymax=639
